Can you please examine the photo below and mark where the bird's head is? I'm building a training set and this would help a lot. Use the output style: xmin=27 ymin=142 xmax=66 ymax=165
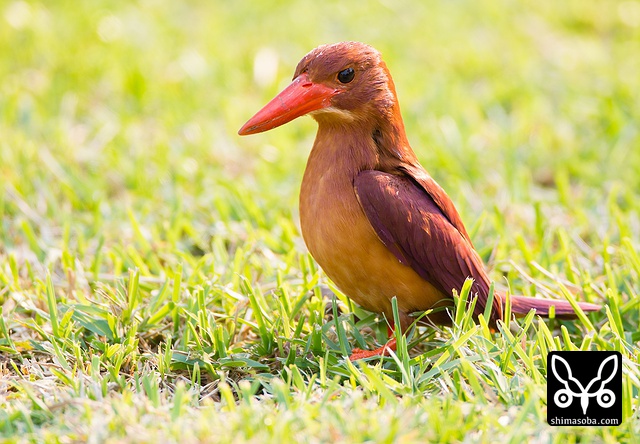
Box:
xmin=238 ymin=41 xmax=400 ymax=135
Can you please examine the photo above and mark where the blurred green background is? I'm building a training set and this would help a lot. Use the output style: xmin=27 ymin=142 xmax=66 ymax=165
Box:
xmin=3 ymin=1 xmax=639 ymax=253
xmin=1 ymin=0 xmax=639 ymax=441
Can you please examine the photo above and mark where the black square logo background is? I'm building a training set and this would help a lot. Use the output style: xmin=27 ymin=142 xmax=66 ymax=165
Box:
xmin=547 ymin=351 xmax=622 ymax=426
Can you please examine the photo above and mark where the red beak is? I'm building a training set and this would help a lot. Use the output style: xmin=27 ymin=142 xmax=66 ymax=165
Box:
xmin=238 ymin=73 xmax=338 ymax=135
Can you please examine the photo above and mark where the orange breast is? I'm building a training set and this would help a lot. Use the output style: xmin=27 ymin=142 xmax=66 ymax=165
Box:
xmin=299 ymin=159 xmax=448 ymax=322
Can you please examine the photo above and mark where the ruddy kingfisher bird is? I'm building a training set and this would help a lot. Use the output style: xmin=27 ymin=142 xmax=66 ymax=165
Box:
xmin=239 ymin=42 xmax=601 ymax=360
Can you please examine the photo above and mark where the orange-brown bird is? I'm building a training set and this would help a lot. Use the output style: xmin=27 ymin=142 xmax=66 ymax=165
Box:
xmin=239 ymin=42 xmax=601 ymax=360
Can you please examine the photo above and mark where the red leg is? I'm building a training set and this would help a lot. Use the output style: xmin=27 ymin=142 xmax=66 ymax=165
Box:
xmin=349 ymin=324 xmax=396 ymax=361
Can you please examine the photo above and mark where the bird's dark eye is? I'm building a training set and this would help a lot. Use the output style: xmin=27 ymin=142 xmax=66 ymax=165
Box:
xmin=337 ymin=68 xmax=355 ymax=84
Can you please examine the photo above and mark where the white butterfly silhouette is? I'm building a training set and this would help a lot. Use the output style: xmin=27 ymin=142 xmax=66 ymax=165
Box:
xmin=551 ymin=354 xmax=618 ymax=415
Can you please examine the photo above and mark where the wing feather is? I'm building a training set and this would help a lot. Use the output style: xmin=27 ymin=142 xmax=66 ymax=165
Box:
xmin=354 ymin=169 xmax=502 ymax=322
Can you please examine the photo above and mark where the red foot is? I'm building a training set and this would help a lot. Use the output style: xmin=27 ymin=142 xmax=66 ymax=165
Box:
xmin=349 ymin=338 xmax=397 ymax=361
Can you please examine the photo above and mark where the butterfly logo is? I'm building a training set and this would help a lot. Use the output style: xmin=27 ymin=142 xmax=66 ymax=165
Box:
xmin=550 ymin=354 xmax=618 ymax=415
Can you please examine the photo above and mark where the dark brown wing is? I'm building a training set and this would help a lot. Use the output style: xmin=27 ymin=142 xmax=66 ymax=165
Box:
xmin=354 ymin=169 xmax=502 ymax=322
xmin=398 ymin=163 xmax=473 ymax=245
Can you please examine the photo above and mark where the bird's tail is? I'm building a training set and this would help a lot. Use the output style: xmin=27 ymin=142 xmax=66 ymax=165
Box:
xmin=505 ymin=294 xmax=601 ymax=319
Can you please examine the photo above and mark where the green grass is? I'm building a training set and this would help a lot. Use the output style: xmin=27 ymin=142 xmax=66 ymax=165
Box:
xmin=1 ymin=0 xmax=639 ymax=442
